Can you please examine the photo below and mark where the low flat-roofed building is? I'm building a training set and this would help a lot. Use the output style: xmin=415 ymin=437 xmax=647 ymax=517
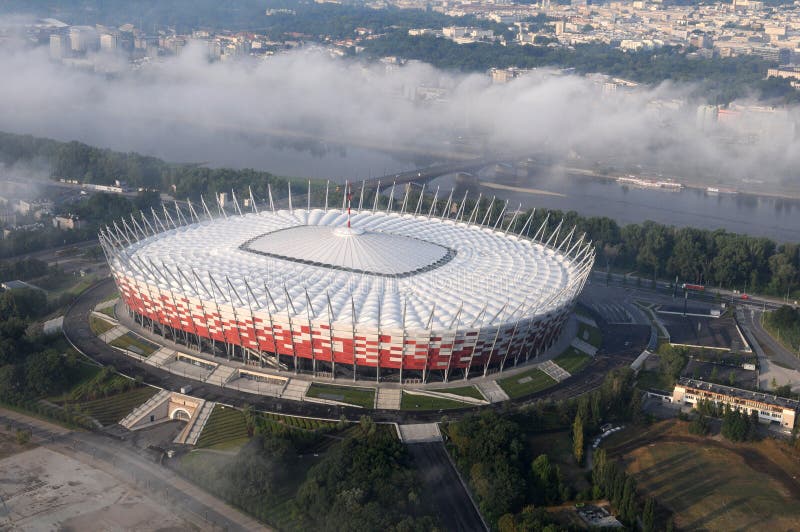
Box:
xmin=673 ymin=377 xmax=798 ymax=429
xmin=1 ymin=280 xmax=43 ymax=291
xmin=52 ymin=215 xmax=83 ymax=230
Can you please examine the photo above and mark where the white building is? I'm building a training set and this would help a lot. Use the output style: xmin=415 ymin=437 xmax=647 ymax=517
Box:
xmin=673 ymin=378 xmax=798 ymax=429
xmin=69 ymin=26 xmax=99 ymax=53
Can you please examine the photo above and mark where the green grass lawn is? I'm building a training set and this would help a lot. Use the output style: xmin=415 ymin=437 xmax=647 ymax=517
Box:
xmin=197 ymin=405 xmax=250 ymax=448
xmin=577 ymin=323 xmax=602 ymax=348
xmin=109 ymin=332 xmax=159 ymax=356
xmin=429 ymin=385 xmax=485 ymax=401
xmin=305 ymin=383 xmax=375 ymax=408
xmin=89 ymin=315 xmax=115 ymax=335
xmin=554 ymin=347 xmax=591 ymax=374
xmin=97 ymin=305 xmax=116 ymax=319
xmin=78 ymin=386 xmax=158 ymax=426
xmin=497 ymin=368 xmax=557 ymax=399
xmin=400 ymin=392 xmax=471 ymax=411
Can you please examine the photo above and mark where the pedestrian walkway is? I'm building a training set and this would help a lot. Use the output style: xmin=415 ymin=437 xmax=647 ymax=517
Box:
xmin=571 ymin=337 xmax=598 ymax=357
xmin=403 ymin=388 xmax=488 ymax=406
xmin=397 ymin=423 xmax=442 ymax=443
xmin=576 ymin=313 xmax=598 ymax=328
xmin=375 ymin=388 xmax=402 ymax=410
xmin=282 ymin=379 xmax=311 ymax=401
xmin=539 ymin=360 xmax=571 ymax=382
xmin=99 ymin=325 xmax=126 ymax=343
xmin=179 ymin=401 xmax=215 ymax=446
xmin=205 ymin=364 xmax=237 ymax=386
xmin=119 ymin=390 xmax=171 ymax=430
xmin=476 ymin=381 xmax=510 ymax=403
xmin=145 ymin=348 xmax=175 ymax=367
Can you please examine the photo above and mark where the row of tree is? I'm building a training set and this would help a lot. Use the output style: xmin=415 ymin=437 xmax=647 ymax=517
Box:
xmin=363 ymin=34 xmax=794 ymax=104
xmin=592 ymin=449 xmax=667 ymax=531
xmin=0 ymin=288 xmax=89 ymax=407
xmin=763 ymin=305 xmax=800 ymax=355
xmin=3 ymin=130 xmax=798 ymax=297
xmin=177 ymin=414 xmax=438 ymax=530
xmin=694 ymin=399 xmax=761 ymax=442
xmin=445 ymin=368 xmax=638 ymax=527
xmin=0 ymin=132 xmax=292 ymax=203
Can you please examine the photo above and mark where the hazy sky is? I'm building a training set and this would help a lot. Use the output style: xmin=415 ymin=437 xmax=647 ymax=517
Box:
xmin=0 ymin=32 xmax=798 ymax=187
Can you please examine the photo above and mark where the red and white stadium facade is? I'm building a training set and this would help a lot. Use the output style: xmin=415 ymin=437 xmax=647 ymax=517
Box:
xmin=100 ymin=183 xmax=595 ymax=383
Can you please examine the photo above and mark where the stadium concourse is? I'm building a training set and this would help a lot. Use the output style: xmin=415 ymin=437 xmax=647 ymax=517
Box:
xmin=98 ymin=183 xmax=594 ymax=389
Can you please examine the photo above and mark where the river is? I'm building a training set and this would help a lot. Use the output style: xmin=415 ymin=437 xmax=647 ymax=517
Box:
xmin=192 ymin=139 xmax=800 ymax=243
xmin=427 ymin=171 xmax=800 ymax=243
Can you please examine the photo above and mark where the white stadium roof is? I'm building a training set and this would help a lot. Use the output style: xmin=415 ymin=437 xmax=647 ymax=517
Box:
xmin=109 ymin=208 xmax=588 ymax=330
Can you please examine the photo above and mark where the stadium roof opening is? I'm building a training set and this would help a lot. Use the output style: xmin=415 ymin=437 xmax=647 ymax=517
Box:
xmin=242 ymin=225 xmax=455 ymax=277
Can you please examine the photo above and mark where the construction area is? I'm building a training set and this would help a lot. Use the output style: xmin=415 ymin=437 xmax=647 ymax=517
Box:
xmin=0 ymin=423 xmax=197 ymax=531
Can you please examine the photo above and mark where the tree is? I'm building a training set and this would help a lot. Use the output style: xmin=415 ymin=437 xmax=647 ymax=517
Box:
xmin=642 ymin=497 xmax=656 ymax=532
xmin=621 ymin=476 xmax=637 ymax=523
xmin=242 ymin=403 xmax=255 ymax=436
xmin=15 ymin=428 xmax=31 ymax=445
xmin=573 ymin=413 xmax=585 ymax=465
xmin=722 ymin=408 xmax=750 ymax=442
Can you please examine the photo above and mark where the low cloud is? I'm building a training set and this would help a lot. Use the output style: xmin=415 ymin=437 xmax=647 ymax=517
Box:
xmin=0 ymin=34 xmax=798 ymax=187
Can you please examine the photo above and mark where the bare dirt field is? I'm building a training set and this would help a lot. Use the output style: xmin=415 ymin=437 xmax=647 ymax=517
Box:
xmin=0 ymin=445 xmax=195 ymax=531
xmin=605 ymin=419 xmax=800 ymax=531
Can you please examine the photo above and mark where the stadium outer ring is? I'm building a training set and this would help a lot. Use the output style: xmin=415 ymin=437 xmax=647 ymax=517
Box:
xmin=99 ymin=185 xmax=595 ymax=384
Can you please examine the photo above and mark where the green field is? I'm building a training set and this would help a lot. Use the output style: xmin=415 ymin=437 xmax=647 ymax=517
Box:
xmin=429 ymin=385 xmax=485 ymax=401
xmin=89 ymin=315 xmax=115 ymax=335
xmin=497 ymin=367 xmax=557 ymax=399
xmin=577 ymin=322 xmax=602 ymax=348
xmin=78 ymin=386 xmax=158 ymax=426
xmin=197 ymin=405 xmax=250 ymax=449
xmin=554 ymin=348 xmax=591 ymax=374
xmin=305 ymin=383 xmax=375 ymax=408
xmin=109 ymin=332 xmax=159 ymax=356
xmin=400 ymin=392 xmax=470 ymax=411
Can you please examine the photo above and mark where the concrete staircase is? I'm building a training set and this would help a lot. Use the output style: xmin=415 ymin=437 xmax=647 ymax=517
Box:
xmin=403 ymin=388 xmax=488 ymax=406
xmin=281 ymin=379 xmax=311 ymax=402
xmin=397 ymin=423 xmax=442 ymax=443
xmin=576 ymin=314 xmax=598 ymax=328
xmin=374 ymin=388 xmax=402 ymax=410
xmin=540 ymin=360 xmax=571 ymax=382
xmin=205 ymin=364 xmax=237 ymax=386
xmin=571 ymin=337 xmax=598 ymax=357
xmin=119 ymin=389 xmax=171 ymax=429
xmin=476 ymin=381 xmax=510 ymax=403
xmin=145 ymin=348 xmax=175 ymax=368
xmin=177 ymin=401 xmax=215 ymax=446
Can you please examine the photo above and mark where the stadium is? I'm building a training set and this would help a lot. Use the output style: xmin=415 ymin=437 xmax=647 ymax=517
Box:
xmin=99 ymin=185 xmax=595 ymax=384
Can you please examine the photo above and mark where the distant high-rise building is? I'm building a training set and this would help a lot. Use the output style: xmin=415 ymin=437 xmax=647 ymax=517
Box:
xmin=100 ymin=33 xmax=117 ymax=51
xmin=696 ymin=104 xmax=718 ymax=131
xmin=69 ymin=26 xmax=99 ymax=53
xmin=49 ymin=33 xmax=69 ymax=59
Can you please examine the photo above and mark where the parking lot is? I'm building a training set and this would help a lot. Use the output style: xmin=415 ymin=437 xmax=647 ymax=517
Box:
xmin=659 ymin=312 xmax=744 ymax=351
